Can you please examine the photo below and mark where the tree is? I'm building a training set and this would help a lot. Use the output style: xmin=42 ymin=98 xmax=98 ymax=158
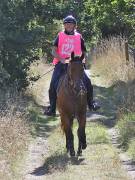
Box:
xmin=84 ymin=0 xmax=135 ymax=46
xmin=0 ymin=0 xmax=61 ymax=88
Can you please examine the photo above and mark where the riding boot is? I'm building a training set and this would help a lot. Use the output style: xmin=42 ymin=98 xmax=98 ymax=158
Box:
xmin=44 ymin=85 xmax=57 ymax=116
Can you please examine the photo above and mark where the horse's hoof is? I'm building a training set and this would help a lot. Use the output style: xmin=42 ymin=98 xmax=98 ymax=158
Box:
xmin=82 ymin=143 xmax=87 ymax=149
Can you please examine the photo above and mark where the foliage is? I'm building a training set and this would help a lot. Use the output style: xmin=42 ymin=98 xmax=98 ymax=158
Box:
xmin=0 ymin=0 xmax=60 ymax=88
xmin=0 ymin=0 xmax=134 ymax=88
xmin=84 ymin=0 xmax=135 ymax=46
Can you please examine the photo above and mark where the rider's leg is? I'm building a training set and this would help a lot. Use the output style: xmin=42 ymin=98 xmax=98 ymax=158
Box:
xmin=83 ymin=72 xmax=100 ymax=111
xmin=44 ymin=63 xmax=67 ymax=116
xmin=83 ymin=72 xmax=93 ymax=103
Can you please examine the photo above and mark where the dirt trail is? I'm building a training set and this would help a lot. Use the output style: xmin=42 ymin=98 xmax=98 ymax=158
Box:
xmin=21 ymin=65 xmax=132 ymax=180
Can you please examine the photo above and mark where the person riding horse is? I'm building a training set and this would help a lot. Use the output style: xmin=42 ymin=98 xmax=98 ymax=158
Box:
xmin=44 ymin=15 xmax=100 ymax=116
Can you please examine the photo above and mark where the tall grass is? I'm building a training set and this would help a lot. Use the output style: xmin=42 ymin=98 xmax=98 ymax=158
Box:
xmin=91 ymin=36 xmax=135 ymax=86
xmin=0 ymin=87 xmax=30 ymax=178
xmin=91 ymin=36 xmax=135 ymax=159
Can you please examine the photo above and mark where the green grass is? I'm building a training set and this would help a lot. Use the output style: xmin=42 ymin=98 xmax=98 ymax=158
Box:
xmin=18 ymin=92 xmax=129 ymax=179
xmin=86 ymin=122 xmax=109 ymax=144
xmin=128 ymin=138 xmax=135 ymax=160
xmin=38 ymin=119 xmax=129 ymax=180
xmin=117 ymin=112 xmax=135 ymax=149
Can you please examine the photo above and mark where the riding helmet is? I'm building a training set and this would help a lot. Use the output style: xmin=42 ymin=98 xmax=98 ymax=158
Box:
xmin=63 ymin=15 xmax=77 ymax=25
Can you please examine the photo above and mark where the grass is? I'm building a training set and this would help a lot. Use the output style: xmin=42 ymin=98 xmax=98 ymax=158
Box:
xmin=27 ymin=60 xmax=53 ymax=106
xmin=86 ymin=122 xmax=109 ymax=144
xmin=117 ymin=113 xmax=135 ymax=149
xmin=23 ymin=97 xmax=128 ymax=179
xmin=90 ymin=36 xmax=135 ymax=162
xmin=34 ymin=117 xmax=129 ymax=180
xmin=91 ymin=36 xmax=135 ymax=87
xmin=0 ymin=88 xmax=30 ymax=179
xmin=128 ymin=139 xmax=135 ymax=160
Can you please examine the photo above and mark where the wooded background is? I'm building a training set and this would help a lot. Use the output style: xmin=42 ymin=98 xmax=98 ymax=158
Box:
xmin=0 ymin=0 xmax=134 ymax=88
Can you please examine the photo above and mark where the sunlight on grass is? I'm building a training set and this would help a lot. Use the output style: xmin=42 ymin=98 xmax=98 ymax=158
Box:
xmin=86 ymin=122 xmax=109 ymax=144
xmin=91 ymin=36 xmax=135 ymax=87
xmin=41 ymin=121 xmax=129 ymax=180
xmin=128 ymin=138 xmax=135 ymax=160
xmin=27 ymin=61 xmax=53 ymax=106
xmin=117 ymin=113 xmax=135 ymax=149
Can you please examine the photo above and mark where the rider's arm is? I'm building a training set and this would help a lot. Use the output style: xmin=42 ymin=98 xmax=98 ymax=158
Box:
xmin=52 ymin=46 xmax=68 ymax=64
xmin=52 ymin=46 xmax=61 ymax=60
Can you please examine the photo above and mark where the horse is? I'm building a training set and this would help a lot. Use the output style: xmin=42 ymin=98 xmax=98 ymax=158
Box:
xmin=57 ymin=52 xmax=87 ymax=156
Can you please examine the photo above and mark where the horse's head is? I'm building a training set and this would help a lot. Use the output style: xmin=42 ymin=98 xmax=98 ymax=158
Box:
xmin=67 ymin=52 xmax=84 ymax=82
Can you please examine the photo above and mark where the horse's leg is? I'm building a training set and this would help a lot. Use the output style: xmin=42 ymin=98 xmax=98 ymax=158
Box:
xmin=61 ymin=115 xmax=75 ymax=156
xmin=77 ymin=114 xmax=87 ymax=156
xmin=77 ymin=133 xmax=82 ymax=156
xmin=65 ymin=127 xmax=75 ymax=157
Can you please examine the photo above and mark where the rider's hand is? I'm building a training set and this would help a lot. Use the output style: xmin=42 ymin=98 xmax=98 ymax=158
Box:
xmin=65 ymin=58 xmax=70 ymax=63
xmin=60 ymin=58 xmax=65 ymax=64
xmin=60 ymin=58 xmax=70 ymax=64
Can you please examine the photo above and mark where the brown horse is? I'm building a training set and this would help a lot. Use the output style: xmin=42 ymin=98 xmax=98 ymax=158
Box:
xmin=57 ymin=52 xmax=87 ymax=156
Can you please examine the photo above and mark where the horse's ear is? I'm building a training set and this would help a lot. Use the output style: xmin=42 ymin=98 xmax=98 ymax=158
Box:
xmin=71 ymin=52 xmax=74 ymax=60
xmin=80 ymin=53 xmax=84 ymax=61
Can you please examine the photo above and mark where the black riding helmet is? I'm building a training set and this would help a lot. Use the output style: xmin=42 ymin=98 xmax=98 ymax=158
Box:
xmin=63 ymin=15 xmax=77 ymax=25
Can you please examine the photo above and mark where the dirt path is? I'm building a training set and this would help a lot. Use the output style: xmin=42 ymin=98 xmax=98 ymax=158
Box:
xmin=21 ymin=65 xmax=132 ymax=180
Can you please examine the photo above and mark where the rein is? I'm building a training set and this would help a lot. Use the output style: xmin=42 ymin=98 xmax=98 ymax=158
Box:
xmin=30 ymin=66 xmax=54 ymax=87
xmin=38 ymin=67 xmax=54 ymax=79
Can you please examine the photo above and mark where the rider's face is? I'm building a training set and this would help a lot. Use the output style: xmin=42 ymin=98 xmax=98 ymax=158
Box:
xmin=64 ymin=23 xmax=76 ymax=32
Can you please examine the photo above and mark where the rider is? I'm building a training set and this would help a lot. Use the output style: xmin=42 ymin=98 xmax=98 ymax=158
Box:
xmin=44 ymin=15 xmax=100 ymax=116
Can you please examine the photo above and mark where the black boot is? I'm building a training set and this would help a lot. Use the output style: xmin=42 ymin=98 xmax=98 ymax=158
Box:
xmin=88 ymin=100 xmax=100 ymax=111
xmin=44 ymin=106 xmax=56 ymax=117
xmin=44 ymin=87 xmax=56 ymax=117
xmin=44 ymin=106 xmax=56 ymax=116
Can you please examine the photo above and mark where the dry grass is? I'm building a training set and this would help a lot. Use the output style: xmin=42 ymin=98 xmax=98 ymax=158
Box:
xmin=40 ymin=122 xmax=129 ymax=180
xmin=27 ymin=59 xmax=53 ymax=106
xmin=91 ymin=36 xmax=135 ymax=161
xmin=91 ymin=36 xmax=135 ymax=87
xmin=120 ymin=81 xmax=135 ymax=113
xmin=91 ymin=36 xmax=135 ymax=113
xmin=0 ymin=87 xmax=30 ymax=178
